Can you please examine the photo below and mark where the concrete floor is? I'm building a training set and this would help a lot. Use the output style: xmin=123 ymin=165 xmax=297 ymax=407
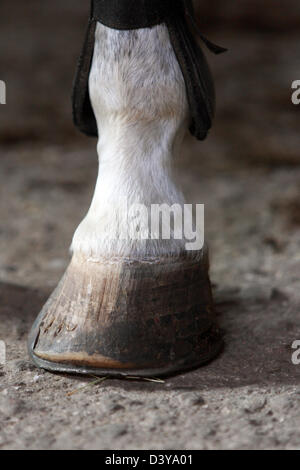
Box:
xmin=0 ymin=2 xmax=300 ymax=450
xmin=1 ymin=139 xmax=300 ymax=449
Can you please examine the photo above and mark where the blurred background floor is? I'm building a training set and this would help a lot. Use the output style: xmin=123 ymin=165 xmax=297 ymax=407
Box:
xmin=0 ymin=0 xmax=300 ymax=450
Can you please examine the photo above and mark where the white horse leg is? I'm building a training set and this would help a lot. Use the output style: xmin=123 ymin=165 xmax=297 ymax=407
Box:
xmin=28 ymin=24 xmax=222 ymax=377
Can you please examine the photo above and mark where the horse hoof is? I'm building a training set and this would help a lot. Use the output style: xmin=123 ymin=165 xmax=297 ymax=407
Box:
xmin=28 ymin=249 xmax=223 ymax=378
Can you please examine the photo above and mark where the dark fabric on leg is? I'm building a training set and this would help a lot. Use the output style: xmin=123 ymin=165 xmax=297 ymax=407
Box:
xmin=72 ymin=18 xmax=98 ymax=137
xmin=72 ymin=0 xmax=225 ymax=141
xmin=93 ymin=0 xmax=175 ymax=30
xmin=166 ymin=13 xmax=216 ymax=141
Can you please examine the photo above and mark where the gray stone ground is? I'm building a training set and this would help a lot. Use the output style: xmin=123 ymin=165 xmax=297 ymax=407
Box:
xmin=0 ymin=1 xmax=300 ymax=450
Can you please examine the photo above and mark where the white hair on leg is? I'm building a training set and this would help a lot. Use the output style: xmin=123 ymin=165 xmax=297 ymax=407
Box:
xmin=71 ymin=23 xmax=192 ymax=260
xmin=28 ymin=21 xmax=221 ymax=377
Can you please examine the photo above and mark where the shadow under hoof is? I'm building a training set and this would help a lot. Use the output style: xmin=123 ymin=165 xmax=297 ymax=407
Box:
xmin=164 ymin=286 xmax=300 ymax=391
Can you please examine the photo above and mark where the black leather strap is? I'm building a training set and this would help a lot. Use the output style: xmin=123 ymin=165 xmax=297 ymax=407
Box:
xmin=92 ymin=0 xmax=179 ymax=30
xmin=72 ymin=17 xmax=97 ymax=137
xmin=167 ymin=15 xmax=215 ymax=140
xmin=72 ymin=0 xmax=226 ymax=141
